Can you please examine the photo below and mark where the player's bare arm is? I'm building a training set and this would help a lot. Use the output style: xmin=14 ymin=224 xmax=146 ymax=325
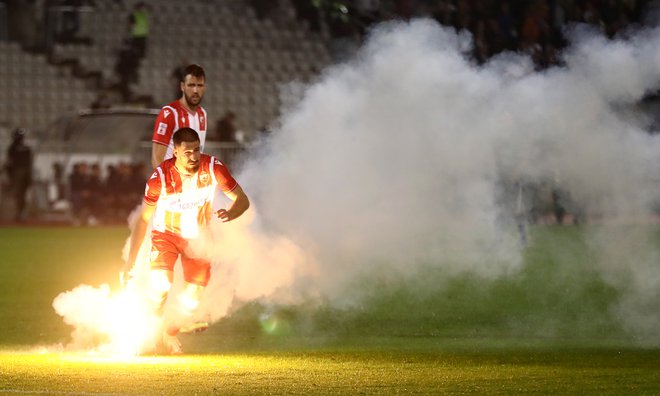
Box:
xmin=216 ymin=184 xmax=249 ymax=222
xmin=120 ymin=202 xmax=157 ymax=285
xmin=151 ymin=142 xmax=168 ymax=168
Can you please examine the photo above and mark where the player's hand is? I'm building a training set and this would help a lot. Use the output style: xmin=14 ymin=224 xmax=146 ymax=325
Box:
xmin=216 ymin=208 xmax=233 ymax=222
xmin=119 ymin=271 xmax=132 ymax=288
xmin=119 ymin=263 xmax=134 ymax=288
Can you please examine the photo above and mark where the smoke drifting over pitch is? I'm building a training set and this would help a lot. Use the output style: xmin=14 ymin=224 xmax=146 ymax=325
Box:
xmin=208 ymin=20 xmax=660 ymax=341
xmin=55 ymin=19 xmax=660 ymax=350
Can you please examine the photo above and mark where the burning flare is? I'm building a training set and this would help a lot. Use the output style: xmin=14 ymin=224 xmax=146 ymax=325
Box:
xmin=52 ymin=283 xmax=162 ymax=356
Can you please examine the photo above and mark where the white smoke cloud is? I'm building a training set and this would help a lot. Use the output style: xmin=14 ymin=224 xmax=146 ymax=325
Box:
xmin=210 ymin=19 xmax=660 ymax=340
xmin=54 ymin=19 xmax=660 ymax=349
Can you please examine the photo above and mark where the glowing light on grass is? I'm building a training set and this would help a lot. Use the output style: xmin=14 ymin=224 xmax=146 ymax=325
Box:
xmin=259 ymin=312 xmax=292 ymax=336
xmin=53 ymin=283 xmax=161 ymax=356
xmin=259 ymin=312 xmax=279 ymax=334
xmin=103 ymin=286 xmax=161 ymax=356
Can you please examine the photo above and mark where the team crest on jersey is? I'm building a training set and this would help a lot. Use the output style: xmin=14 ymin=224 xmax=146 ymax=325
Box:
xmin=200 ymin=173 xmax=209 ymax=184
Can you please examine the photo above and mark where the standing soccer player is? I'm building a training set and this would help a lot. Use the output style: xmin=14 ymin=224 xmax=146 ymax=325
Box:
xmin=151 ymin=64 xmax=209 ymax=168
xmin=122 ymin=128 xmax=249 ymax=354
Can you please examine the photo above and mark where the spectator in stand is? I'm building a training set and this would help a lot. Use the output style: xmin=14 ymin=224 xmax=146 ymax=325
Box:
xmin=114 ymin=38 xmax=140 ymax=101
xmin=87 ymin=163 xmax=103 ymax=225
xmin=496 ymin=1 xmax=518 ymax=51
xmin=393 ymin=0 xmax=414 ymax=20
xmin=129 ymin=2 xmax=149 ymax=59
xmin=473 ymin=18 xmax=490 ymax=64
xmin=69 ymin=162 xmax=93 ymax=224
xmin=59 ymin=0 xmax=81 ymax=43
xmin=343 ymin=0 xmax=654 ymax=69
xmin=6 ymin=0 xmax=42 ymax=49
xmin=51 ymin=162 xmax=66 ymax=203
xmin=600 ymin=0 xmax=626 ymax=37
xmin=290 ymin=0 xmax=323 ymax=32
xmin=115 ymin=162 xmax=135 ymax=218
xmin=129 ymin=161 xmax=147 ymax=204
xmin=519 ymin=1 xmax=550 ymax=67
xmin=4 ymin=128 xmax=33 ymax=222
xmin=105 ymin=162 xmax=143 ymax=218
xmin=104 ymin=164 xmax=121 ymax=220
xmin=215 ymin=111 xmax=237 ymax=142
xmin=91 ymin=92 xmax=112 ymax=109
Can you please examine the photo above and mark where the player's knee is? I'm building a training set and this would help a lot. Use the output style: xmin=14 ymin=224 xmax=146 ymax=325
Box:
xmin=178 ymin=283 xmax=204 ymax=315
xmin=178 ymin=294 xmax=199 ymax=315
xmin=148 ymin=270 xmax=172 ymax=307
xmin=149 ymin=270 xmax=172 ymax=292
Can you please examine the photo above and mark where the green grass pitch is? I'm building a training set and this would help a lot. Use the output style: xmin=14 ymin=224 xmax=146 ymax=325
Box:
xmin=0 ymin=226 xmax=659 ymax=394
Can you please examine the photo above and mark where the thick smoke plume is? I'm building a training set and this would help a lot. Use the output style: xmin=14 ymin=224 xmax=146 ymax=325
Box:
xmin=211 ymin=20 xmax=660 ymax=341
xmin=55 ymin=19 xmax=660 ymax=350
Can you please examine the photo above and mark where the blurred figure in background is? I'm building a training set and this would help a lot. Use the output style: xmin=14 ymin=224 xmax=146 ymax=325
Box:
xmin=129 ymin=1 xmax=149 ymax=59
xmin=114 ymin=37 xmax=140 ymax=101
xmin=214 ymin=110 xmax=237 ymax=142
xmin=4 ymin=128 xmax=33 ymax=222
xmin=50 ymin=162 xmax=66 ymax=203
xmin=91 ymin=92 xmax=112 ymax=109
xmin=59 ymin=0 xmax=81 ymax=43
xmin=69 ymin=162 xmax=92 ymax=225
xmin=87 ymin=163 xmax=103 ymax=225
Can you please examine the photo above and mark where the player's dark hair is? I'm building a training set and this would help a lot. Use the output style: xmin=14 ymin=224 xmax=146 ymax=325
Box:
xmin=181 ymin=64 xmax=205 ymax=82
xmin=173 ymin=128 xmax=200 ymax=146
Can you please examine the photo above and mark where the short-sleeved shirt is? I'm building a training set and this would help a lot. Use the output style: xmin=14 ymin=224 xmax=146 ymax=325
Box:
xmin=145 ymin=154 xmax=237 ymax=239
xmin=152 ymin=100 xmax=208 ymax=161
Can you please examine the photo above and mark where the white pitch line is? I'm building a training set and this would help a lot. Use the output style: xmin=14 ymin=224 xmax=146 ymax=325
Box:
xmin=0 ymin=389 xmax=127 ymax=396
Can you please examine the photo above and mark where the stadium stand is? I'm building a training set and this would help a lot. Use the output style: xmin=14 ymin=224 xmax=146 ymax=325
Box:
xmin=0 ymin=0 xmax=332 ymax=139
xmin=0 ymin=40 xmax=97 ymax=131
xmin=45 ymin=0 xmax=331 ymax=136
xmin=0 ymin=0 xmax=656 ymax=224
xmin=2 ymin=0 xmax=650 ymax=138
xmin=0 ymin=0 xmax=333 ymax=223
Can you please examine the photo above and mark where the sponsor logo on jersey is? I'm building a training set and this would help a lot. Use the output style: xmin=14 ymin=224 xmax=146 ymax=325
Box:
xmin=163 ymin=195 xmax=208 ymax=211
xmin=214 ymin=159 xmax=222 ymax=166
xmin=163 ymin=110 xmax=170 ymax=118
xmin=157 ymin=122 xmax=168 ymax=135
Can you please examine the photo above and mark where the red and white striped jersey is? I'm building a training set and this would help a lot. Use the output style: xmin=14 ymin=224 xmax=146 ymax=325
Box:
xmin=152 ymin=100 xmax=208 ymax=160
xmin=144 ymin=154 xmax=237 ymax=239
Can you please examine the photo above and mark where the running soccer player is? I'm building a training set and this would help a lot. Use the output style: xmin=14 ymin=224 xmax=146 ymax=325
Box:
xmin=122 ymin=127 xmax=249 ymax=354
xmin=151 ymin=64 xmax=209 ymax=168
